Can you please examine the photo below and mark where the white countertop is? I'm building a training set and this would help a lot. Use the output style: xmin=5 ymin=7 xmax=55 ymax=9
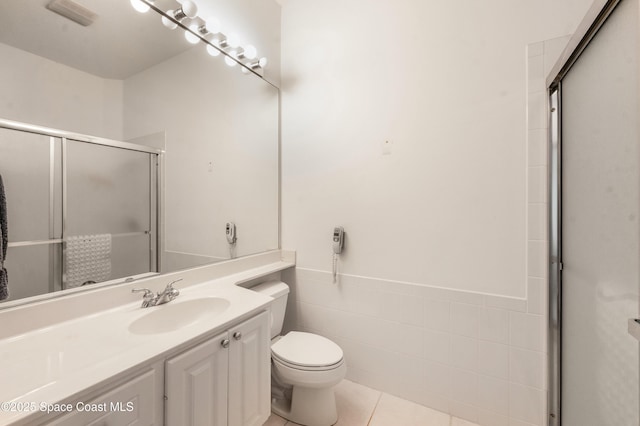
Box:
xmin=0 ymin=250 xmax=295 ymax=425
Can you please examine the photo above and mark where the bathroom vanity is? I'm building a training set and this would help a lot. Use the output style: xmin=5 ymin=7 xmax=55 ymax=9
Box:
xmin=0 ymin=250 xmax=294 ymax=426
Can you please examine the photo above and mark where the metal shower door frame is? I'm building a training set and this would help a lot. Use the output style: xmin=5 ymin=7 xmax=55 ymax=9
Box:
xmin=547 ymin=0 xmax=625 ymax=424
xmin=1 ymin=118 xmax=163 ymax=294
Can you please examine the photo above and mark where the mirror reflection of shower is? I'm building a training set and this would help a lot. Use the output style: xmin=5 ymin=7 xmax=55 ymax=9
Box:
xmin=0 ymin=125 xmax=160 ymax=303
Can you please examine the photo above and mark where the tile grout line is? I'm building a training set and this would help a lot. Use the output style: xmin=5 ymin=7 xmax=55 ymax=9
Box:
xmin=366 ymin=391 xmax=384 ymax=426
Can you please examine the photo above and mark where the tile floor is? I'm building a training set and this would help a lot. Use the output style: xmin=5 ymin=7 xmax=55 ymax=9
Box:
xmin=263 ymin=380 xmax=479 ymax=426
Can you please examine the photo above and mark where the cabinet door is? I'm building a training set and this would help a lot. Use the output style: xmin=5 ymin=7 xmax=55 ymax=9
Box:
xmin=45 ymin=366 xmax=163 ymax=426
xmin=228 ymin=311 xmax=270 ymax=426
xmin=165 ymin=332 xmax=229 ymax=426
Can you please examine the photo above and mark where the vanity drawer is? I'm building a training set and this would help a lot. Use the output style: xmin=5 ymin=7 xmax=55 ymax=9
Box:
xmin=45 ymin=366 xmax=163 ymax=426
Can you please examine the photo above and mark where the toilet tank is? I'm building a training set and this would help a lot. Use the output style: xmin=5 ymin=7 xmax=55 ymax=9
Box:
xmin=251 ymin=280 xmax=289 ymax=339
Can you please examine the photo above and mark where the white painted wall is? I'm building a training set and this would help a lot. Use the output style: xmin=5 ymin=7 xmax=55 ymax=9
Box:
xmin=280 ymin=1 xmax=595 ymax=424
xmin=280 ymin=0 xmax=592 ymax=297
xmin=0 ymin=42 xmax=123 ymax=140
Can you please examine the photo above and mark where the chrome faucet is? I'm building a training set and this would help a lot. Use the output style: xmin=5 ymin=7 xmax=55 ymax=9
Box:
xmin=132 ymin=279 xmax=182 ymax=308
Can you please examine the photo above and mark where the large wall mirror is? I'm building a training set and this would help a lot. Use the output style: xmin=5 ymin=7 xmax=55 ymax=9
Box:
xmin=0 ymin=0 xmax=280 ymax=305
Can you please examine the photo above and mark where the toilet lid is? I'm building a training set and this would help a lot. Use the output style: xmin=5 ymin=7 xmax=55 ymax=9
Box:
xmin=271 ymin=331 xmax=343 ymax=368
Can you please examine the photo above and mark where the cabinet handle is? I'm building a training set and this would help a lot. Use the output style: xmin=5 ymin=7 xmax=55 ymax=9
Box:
xmin=233 ymin=332 xmax=242 ymax=340
xmin=221 ymin=339 xmax=230 ymax=348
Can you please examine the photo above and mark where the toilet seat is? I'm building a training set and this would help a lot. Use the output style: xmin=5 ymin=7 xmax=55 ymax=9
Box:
xmin=271 ymin=331 xmax=343 ymax=370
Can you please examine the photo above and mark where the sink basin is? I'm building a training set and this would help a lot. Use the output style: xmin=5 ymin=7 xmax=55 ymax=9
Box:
xmin=128 ymin=297 xmax=231 ymax=335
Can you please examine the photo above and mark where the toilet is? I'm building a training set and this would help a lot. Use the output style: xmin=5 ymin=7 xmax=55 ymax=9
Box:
xmin=252 ymin=280 xmax=346 ymax=426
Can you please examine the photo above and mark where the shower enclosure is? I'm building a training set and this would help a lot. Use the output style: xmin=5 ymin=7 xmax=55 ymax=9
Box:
xmin=0 ymin=119 xmax=160 ymax=303
xmin=548 ymin=0 xmax=639 ymax=424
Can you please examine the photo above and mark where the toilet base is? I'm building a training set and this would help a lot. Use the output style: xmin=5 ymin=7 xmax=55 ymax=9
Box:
xmin=272 ymin=385 xmax=338 ymax=426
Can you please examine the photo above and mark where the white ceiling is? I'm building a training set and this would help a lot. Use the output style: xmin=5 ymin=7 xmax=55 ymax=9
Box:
xmin=0 ymin=0 xmax=194 ymax=79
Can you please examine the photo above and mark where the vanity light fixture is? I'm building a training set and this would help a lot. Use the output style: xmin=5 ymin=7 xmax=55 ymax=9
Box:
xmin=224 ymin=55 xmax=238 ymax=67
xmin=172 ymin=0 xmax=198 ymax=21
xmin=206 ymin=44 xmax=221 ymax=57
xmin=239 ymin=45 xmax=257 ymax=60
xmin=184 ymin=24 xmax=201 ymax=44
xmin=136 ymin=0 xmax=268 ymax=75
xmin=205 ymin=16 xmax=221 ymax=34
xmin=160 ymin=0 xmax=198 ymax=29
xmin=241 ymin=57 xmax=268 ymax=75
xmin=130 ymin=0 xmax=153 ymax=13
xmin=161 ymin=11 xmax=178 ymax=29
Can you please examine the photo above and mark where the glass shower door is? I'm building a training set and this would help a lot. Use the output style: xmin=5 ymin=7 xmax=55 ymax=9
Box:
xmin=0 ymin=128 xmax=62 ymax=301
xmin=560 ymin=0 xmax=639 ymax=423
xmin=65 ymin=140 xmax=157 ymax=288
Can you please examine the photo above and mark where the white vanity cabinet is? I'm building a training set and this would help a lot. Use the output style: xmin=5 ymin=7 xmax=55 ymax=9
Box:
xmin=44 ymin=364 xmax=164 ymax=426
xmin=165 ymin=311 xmax=270 ymax=426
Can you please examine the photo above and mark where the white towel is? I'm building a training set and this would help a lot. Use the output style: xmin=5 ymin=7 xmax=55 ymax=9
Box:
xmin=66 ymin=234 xmax=111 ymax=289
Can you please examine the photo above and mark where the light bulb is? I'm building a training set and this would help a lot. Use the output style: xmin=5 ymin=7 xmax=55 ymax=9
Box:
xmin=185 ymin=24 xmax=200 ymax=44
xmin=205 ymin=17 xmax=221 ymax=34
xmin=181 ymin=0 xmax=198 ymax=18
xmin=258 ymin=57 xmax=268 ymax=68
xmin=162 ymin=11 xmax=178 ymax=29
xmin=241 ymin=66 xmax=249 ymax=74
xmin=225 ymin=56 xmax=237 ymax=67
xmin=243 ymin=45 xmax=257 ymax=60
xmin=130 ymin=0 xmax=150 ymax=13
xmin=207 ymin=44 xmax=221 ymax=57
xmin=212 ymin=34 xmax=229 ymax=50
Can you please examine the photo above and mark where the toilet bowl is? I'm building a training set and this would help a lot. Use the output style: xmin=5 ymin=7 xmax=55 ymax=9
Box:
xmin=251 ymin=281 xmax=346 ymax=426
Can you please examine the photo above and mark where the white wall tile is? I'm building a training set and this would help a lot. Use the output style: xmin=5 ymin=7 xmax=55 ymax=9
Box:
xmin=527 ymin=91 xmax=547 ymax=130
xmin=417 ymin=390 xmax=451 ymax=416
xmin=510 ymin=347 xmax=544 ymax=389
xmin=425 ymin=298 xmax=451 ymax=332
xmin=423 ymin=359 xmax=452 ymax=398
xmin=509 ymin=383 xmax=544 ymax=425
xmin=527 ymin=203 xmax=547 ymax=241
xmin=424 ymin=329 xmax=451 ymax=364
xmin=451 ymin=368 xmax=479 ymax=406
xmin=478 ymin=341 xmax=509 ymax=379
xmin=509 ymin=312 xmax=545 ymax=352
xmin=452 ymin=416 xmax=481 ymax=426
xmin=390 ymin=353 xmax=425 ymax=388
xmin=451 ymin=303 xmax=479 ymax=337
xmin=395 ymin=323 xmax=425 ymax=358
xmin=526 ymin=277 xmax=546 ymax=315
xmin=527 ymin=129 xmax=547 ymax=167
xmin=449 ymin=400 xmax=479 ymax=424
xmin=344 ymin=282 xmax=383 ymax=318
xmin=424 ymin=287 xmax=486 ymax=305
xmin=478 ymin=375 xmax=509 ymax=415
xmin=527 ymin=54 xmax=545 ymax=93
xmin=478 ymin=409 xmax=509 ymax=426
xmin=381 ymin=291 xmax=424 ymax=326
xmin=509 ymin=419 xmax=538 ymax=426
xmin=485 ymin=295 xmax=527 ymax=313
xmin=478 ymin=307 xmax=509 ymax=344
xmin=543 ymin=36 xmax=571 ymax=78
xmin=527 ymin=240 xmax=548 ymax=279
xmin=527 ymin=166 xmax=547 ymax=204
xmin=451 ymin=335 xmax=479 ymax=371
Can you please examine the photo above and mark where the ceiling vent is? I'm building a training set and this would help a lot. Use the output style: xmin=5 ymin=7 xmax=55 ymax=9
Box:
xmin=46 ymin=0 xmax=97 ymax=27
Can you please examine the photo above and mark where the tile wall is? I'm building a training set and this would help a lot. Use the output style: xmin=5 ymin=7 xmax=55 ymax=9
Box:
xmin=281 ymin=37 xmax=571 ymax=426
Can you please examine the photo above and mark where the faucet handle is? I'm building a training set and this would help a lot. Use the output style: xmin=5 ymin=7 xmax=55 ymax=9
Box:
xmin=132 ymin=288 xmax=154 ymax=300
xmin=132 ymin=288 xmax=156 ymax=307
xmin=166 ymin=279 xmax=182 ymax=288
xmin=165 ymin=279 xmax=182 ymax=294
